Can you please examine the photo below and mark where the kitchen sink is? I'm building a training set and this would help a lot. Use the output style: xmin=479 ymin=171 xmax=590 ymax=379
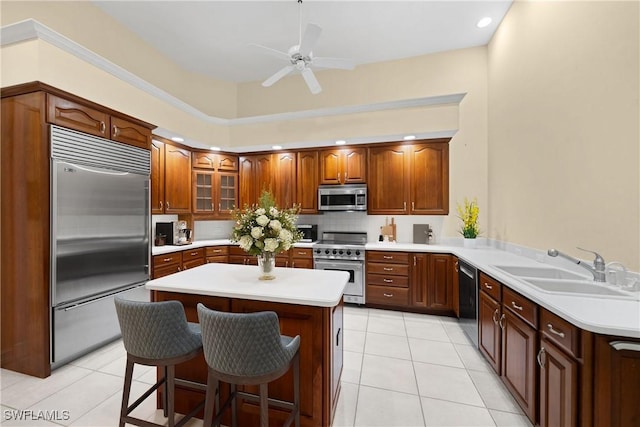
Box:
xmin=524 ymin=278 xmax=633 ymax=298
xmin=493 ymin=265 xmax=587 ymax=280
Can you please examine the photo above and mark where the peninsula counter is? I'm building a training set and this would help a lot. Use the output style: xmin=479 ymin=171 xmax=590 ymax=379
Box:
xmin=146 ymin=263 xmax=349 ymax=427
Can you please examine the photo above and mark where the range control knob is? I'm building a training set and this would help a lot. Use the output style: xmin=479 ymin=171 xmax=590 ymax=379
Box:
xmin=332 ymin=249 xmax=338 ymax=255
xmin=315 ymin=249 xmax=321 ymax=254
xmin=355 ymin=250 xmax=361 ymax=256
xmin=339 ymin=250 xmax=344 ymax=255
xmin=346 ymin=250 xmax=352 ymax=255
xmin=325 ymin=249 xmax=330 ymax=254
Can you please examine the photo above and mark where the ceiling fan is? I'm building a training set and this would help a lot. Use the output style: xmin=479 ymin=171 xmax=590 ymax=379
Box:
xmin=250 ymin=0 xmax=355 ymax=94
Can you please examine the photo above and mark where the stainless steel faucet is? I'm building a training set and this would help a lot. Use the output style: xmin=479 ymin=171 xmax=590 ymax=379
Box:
xmin=547 ymin=247 xmax=607 ymax=282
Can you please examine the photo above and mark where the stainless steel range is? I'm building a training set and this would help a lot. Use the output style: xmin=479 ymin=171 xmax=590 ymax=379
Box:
xmin=313 ymin=231 xmax=366 ymax=304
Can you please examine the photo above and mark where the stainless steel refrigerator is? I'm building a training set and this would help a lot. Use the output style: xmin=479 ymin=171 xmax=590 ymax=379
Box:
xmin=50 ymin=126 xmax=150 ymax=367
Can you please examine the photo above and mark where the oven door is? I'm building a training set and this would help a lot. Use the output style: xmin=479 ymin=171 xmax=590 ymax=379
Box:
xmin=314 ymin=259 xmax=364 ymax=303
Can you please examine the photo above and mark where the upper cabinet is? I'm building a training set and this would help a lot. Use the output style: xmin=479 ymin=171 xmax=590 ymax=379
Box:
xmin=273 ymin=152 xmax=297 ymax=209
xmin=367 ymin=140 xmax=450 ymax=215
xmin=239 ymin=154 xmax=274 ymax=208
xmin=297 ymin=151 xmax=319 ymax=214
xmin=46 ymin=94 xmax=152 ymax=150
xmin=319 ymin=147 xmax=366 ymax=185
xmin=151 ymin=138 xmax=191 ymax=214
xmin=191 ymin=151 xmax=239 ymax=218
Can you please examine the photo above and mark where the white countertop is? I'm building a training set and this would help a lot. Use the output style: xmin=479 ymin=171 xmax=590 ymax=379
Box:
xmin=366 ymin=242 xmax=640 ymax=338
xmin=152 ymin=240 xmax=316 ymax=256
xmin=146 ymin=263 xmax=349 ymax=307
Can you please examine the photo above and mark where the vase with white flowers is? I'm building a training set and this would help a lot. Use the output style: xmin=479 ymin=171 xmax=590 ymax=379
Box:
xmin=230 ymin=191 xmax=303 ymax=280
xmin=457 ymin=197 xmax=480 ymax=249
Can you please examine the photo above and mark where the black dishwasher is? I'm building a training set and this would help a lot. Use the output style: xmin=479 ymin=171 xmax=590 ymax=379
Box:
xmin=458 ymin=259 xmax=478 ymax=347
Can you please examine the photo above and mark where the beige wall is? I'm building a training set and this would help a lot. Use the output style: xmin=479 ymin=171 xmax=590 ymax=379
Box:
xmin=488 ymin=1 xmax=639 ymax=269
xmin=0 ymin=0 xmax=237 ymax=119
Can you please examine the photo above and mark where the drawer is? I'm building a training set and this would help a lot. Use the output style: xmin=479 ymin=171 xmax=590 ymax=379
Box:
xmin=153 ymin=263 xmax=181 ymax=279
xmin=540 ymin=308 xmax=580 ymax=358
xmin=206 ymin=246 xmax=228 ymax=257
xmin=367 ymin=273 xmax=409 ymax=288
xmin=367 ymin=263 xmax=409 ymax=276
xmin=206 ymin=255 xmax=228 ymax=264
xmin=228 ymin=246 xmax=247 ymax=256
xmin=183 ymin=247 xmax=205 ymax=260
xmin=153 ymin=252 xmax=182 ymax=267
xmin=291 ymin=248 xmax=313 ymax=258
xmin=479 ymin=272 xmax=502 ymax=301
xmin=502 ymin=287 xmax=538 ymax=328
xmin=367 ymin=251 xmax=409 ymax=265
xmin=183 ymin=258 xmax=205 ymax=270
xmin=366 ymin=284 xmax=409 ymax=306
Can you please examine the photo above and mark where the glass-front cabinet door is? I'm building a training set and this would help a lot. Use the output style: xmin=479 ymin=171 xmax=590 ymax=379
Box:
xmin=193 ymin=171 xmax=215 ymax=213
xmin=218 ymin=172 xmax=238 ymax=215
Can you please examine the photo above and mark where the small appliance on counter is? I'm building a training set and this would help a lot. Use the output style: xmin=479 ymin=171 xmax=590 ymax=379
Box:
xmin=297 ymin=224 xmax=318 ymax=242
xmin=413 ymin=224 xmax=434 ymax=244
xmin=155 ymin=221 xmax=192 ymax=246
xmin=379 ymin=217 xmax=396 ymax=242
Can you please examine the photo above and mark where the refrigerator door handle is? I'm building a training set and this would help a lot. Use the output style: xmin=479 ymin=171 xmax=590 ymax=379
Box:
xmin=61 ymin=284 xmax=145 ymax=311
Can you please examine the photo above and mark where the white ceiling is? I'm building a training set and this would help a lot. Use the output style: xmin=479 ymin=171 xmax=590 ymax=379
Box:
xmin=92 ymin=0 xmax=513 ymax=84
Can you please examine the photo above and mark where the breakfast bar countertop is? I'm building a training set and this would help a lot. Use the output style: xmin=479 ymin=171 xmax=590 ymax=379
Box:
xmin=145 ymin=262 xmax=349 ymax=307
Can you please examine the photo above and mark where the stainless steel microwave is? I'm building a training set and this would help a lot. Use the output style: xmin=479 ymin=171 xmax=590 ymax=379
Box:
xmin=318 ymin=184 xmax=367 ymax=211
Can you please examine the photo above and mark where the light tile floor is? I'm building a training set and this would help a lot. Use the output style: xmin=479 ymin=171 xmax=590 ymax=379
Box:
xmin=1 ymin=306 xmax=532 ymax=427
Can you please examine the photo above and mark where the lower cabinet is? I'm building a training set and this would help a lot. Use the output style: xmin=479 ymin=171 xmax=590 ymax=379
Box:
xmin=539 ymin=336 xmax=578 ymax=427
xmin=205 ymin=246 xmax=229 ymax=263
xmin=478 ymin=289 xmax=502 ymax=373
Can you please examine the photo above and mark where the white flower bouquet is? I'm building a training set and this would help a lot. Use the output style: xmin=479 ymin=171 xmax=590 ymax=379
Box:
xmin=230 ymin=191 xmax=303 ymax=256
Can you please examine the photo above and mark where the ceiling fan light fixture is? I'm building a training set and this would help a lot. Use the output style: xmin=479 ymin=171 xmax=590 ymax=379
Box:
xmin=477 ymin=17 xmax=492 ymax=28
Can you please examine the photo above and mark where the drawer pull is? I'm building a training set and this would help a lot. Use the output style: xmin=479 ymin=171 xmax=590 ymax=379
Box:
xmin=383 ymin=267 xmax=393 ymax=271
xmin=610 ymin=341 xmax=640 ymax=352
xmin=383 ymin=293 xmax=394 ymax=298
xmin=163 ymin=258 xmax=172 ymax=262
xmin=383 ymin=255 xmax=393 ymax=260
xmin=484 ymin=282 xmax=493 ymax=290
xmin=537 ymin=347 xmax=546 ymax=368
xmin=383 ymin=278 xmax=393 ymax=283
xmin=99 ymin=121 xmax=106 ymax=134
xmin=112 ymin=124 xmax=118 ymax=137
xmin=212 ymin=249 xmax=222 ymax=253
xmin=298 ymin=251 xmax=306 ymax=255
xmin=547 ymin=323 xmax=565 ymax=338
xmin=190 ymin=252 xmax=198 ymax=256
xmin=511 ymin=301 xmax=523 ymax=311
xmin=492 ymin=308 xmax=499 ymax=324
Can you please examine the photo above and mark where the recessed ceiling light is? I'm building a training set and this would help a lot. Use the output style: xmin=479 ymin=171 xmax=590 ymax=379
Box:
xmin=335 ymin=140 xmax=346 ymax=145
xmin=210 ymin=146 xmax=220 ymax=151
xmin=272 ymin=145 xmax=283 ymax=150
xmin=403 ymin=135 xmax=416 ymax=141
xmin=171 ymin=136 xmax=184 ymax=142
xmin=477 ymin=17 xmax=492 ymax=28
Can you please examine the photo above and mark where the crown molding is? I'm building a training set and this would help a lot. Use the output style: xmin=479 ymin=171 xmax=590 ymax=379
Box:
xmin=1 ymin=19 xmax=466 ymax=129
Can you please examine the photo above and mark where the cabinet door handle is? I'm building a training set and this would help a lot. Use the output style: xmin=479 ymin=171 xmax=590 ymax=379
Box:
xmin=183 ymin=265 xmax=187 ymax=270
xmin=403 ymin=201 xmax=407 ymax=211
xmin=345 ymin=172 xmax=348 ymax=181
xmin=383 ymin=255 xmax=393 ymax=260
xmin=177 ymin=267 xmax=181 ymax=271
xmin=499 ymin=313 xmax=505 ymax=330
xmin=160 ymin=201 xmax=163 ymax=210
xmin=413 ymin=256 xmax=417 ymax=267
xmin=112 ymin=125 xmax=118 ymax=137
xmin=511 ymin=301 xmax=524 ymax=311
xmin=99 ymin=121 xmax=106 ymax=134
xmin=383 ymin=267 xmax=393 ymax=271
xmin=166 ymin=201 xmax=170 ymax=209
xmin=190 ymin=252 xmax=197 ymax=256
xmin=454 ymin=261 xmax=459 ymax=272
xmin=383 ymin=278 xmax=393 ymax=283
xmin=291 ymin=261 xmax=295 ymax=268
xmin=492 ymin=308 xmax=499 ymax=324
xmin=537 ymin=347 xmax=546 ymax=368
xmin=337 ymin=172 xmax=341 ymax=183
xmin=484 ymin=282 xmax=493 ymax=290
xmin=383 ymin=293 xmax=394 ymax=298
xmin=412 ymin=201 xmax=415 ymax=211
xmin=546 ymin=323 xmax=565 ymax=338
xmin=219 ymin=202 xmax=222 ymax=211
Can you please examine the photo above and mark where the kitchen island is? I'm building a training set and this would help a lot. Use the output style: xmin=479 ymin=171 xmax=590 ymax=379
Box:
xmin=145 ymin=263 xmax=349 ymax=427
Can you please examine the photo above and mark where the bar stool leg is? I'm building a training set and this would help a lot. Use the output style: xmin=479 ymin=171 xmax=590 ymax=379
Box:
xmin=163 ymin=366 xmax=169 ymax=418
xmin=203 ymin=370 xmax=215 ymax=427
xmin=294 ymin=352 xmax=300 ymax=427
xmin=260 ymin=383 xmax=269 ymax=427
xmin=119 ymin=358 xmax=135 ymax=427
xmin=231 ymin=383 xmax=237 ymax=427
xmin=167 ymin=365 xmax=175 ymax=427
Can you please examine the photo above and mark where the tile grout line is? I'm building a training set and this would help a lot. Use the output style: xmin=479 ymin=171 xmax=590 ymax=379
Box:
xmin=404 ymin=313 xmax=427 ymax=427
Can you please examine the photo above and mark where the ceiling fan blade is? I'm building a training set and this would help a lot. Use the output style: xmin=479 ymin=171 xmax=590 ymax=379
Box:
xmin=301 ymin=68 xmax=322 ymax=94
xmin=298 ymin=23 xmax=322 ymax=57
xmin=312 ymin=57 xmax=356 ymax=70
xmin=262 ymin=65 xmax=295 ymax=87
xmin=248 ymin=43 xmax=291 ymax=61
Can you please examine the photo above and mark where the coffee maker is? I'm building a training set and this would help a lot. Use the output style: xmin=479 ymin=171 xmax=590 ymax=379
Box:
xmin=155 ymin=221 xmax=192 ymax=246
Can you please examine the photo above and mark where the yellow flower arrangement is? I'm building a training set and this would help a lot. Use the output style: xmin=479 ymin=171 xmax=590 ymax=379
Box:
xmin=457 ymin=197 xmax=480 ymax=238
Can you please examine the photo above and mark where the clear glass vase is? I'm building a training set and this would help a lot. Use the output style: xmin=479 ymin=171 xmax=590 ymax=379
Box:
xmin=257 ymin=252 xmax=276 ymax=280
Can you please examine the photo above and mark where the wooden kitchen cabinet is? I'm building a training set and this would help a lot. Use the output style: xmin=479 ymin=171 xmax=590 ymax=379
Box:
xmin=47 ymin=94 xmax=151 ymax=150
xmin=192 ymin=152 xmax=238 ymax=172
xmin=539 ymin=336 xmax=578 ymax=427
xmin=296 ymin=151 xmax=319 ymax=213
xmin=273 ymin=151 xmax=297 ymax=208
xmin=151 ymin=137 xmax=191 ymax=214
xmin=367 ymin=140 xmax=449 ymax=215
xmin=192 ymin=171 xmax=238 ymax=217
xmin=239 ymin=154 xmax=274 ymax=208
xmin=478 ymin=288 xmax=502 ymax=373
xmin=291 ymin=248 xmax=314 ymax=269
xmin=410 ymin=253 xmax=454 ymax=312
xmin=205 ymin=246 xmax=229 ymax=264
xmin=366 ymin=251 xmax=410 ymax=307
xmin=152 ymin=252 xmax=182 ymax=279
xmin=319 ymin=147 xmax=366 ymax=185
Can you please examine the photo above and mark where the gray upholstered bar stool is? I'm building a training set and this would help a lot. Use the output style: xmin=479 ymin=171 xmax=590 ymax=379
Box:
xmin=114 ymin=297 xmax=206 ymax=427
xmin=197 ymin=303 xmax=300 ymax=427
